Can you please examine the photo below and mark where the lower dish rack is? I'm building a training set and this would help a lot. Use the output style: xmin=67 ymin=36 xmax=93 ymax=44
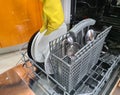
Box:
xmin=29 ymin=53 xmax=120 ymax=95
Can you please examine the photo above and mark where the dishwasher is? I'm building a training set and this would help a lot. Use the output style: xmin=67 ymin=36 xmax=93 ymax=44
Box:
xmin=23 ymin=18 xmax=120 ymax=95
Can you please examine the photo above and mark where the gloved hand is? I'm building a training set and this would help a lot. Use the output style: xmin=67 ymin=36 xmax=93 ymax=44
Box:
xmin=32 ymin=23 xmax=67 ymax=74
xmin=30 ymin=0 xmax=67 ymax=74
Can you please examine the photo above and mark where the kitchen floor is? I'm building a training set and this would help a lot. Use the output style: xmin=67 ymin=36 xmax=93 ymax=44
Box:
xmin=0 ymin=50 xmax=26 ymax=74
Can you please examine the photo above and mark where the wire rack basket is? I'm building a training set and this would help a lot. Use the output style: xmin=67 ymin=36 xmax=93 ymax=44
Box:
xmin=49 ymin=19 xmax=112 ymax=92
xmin=74 ymin=53 xmax=120 ymax=95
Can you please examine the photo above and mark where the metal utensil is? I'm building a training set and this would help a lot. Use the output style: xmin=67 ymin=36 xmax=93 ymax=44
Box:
xmin=66 ymin=42 xmax=81 ymax=57
xmin=62 ymin=32 xmax=76 ymax=57
xmin=85 ymin=29 xmax=96 ymax=44
xmin=67 ymin=32 xmax=76 ymax=44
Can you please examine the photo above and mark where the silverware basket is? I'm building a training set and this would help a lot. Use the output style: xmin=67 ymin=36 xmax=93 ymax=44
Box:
xmin=49 ymin=19 xmax=112 ymax=92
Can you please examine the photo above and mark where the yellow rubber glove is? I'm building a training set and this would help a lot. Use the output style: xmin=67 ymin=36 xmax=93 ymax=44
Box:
xmin=40 ymin=0 xmax=64 ymax=35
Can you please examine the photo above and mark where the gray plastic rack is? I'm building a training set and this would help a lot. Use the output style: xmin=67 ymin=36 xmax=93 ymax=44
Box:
xmin=49 ymin=19 xmax=112 ymax=92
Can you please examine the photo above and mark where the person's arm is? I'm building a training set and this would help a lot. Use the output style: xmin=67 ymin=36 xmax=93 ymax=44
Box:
xmin=40 ymin=0 xmax=64 ymax=35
